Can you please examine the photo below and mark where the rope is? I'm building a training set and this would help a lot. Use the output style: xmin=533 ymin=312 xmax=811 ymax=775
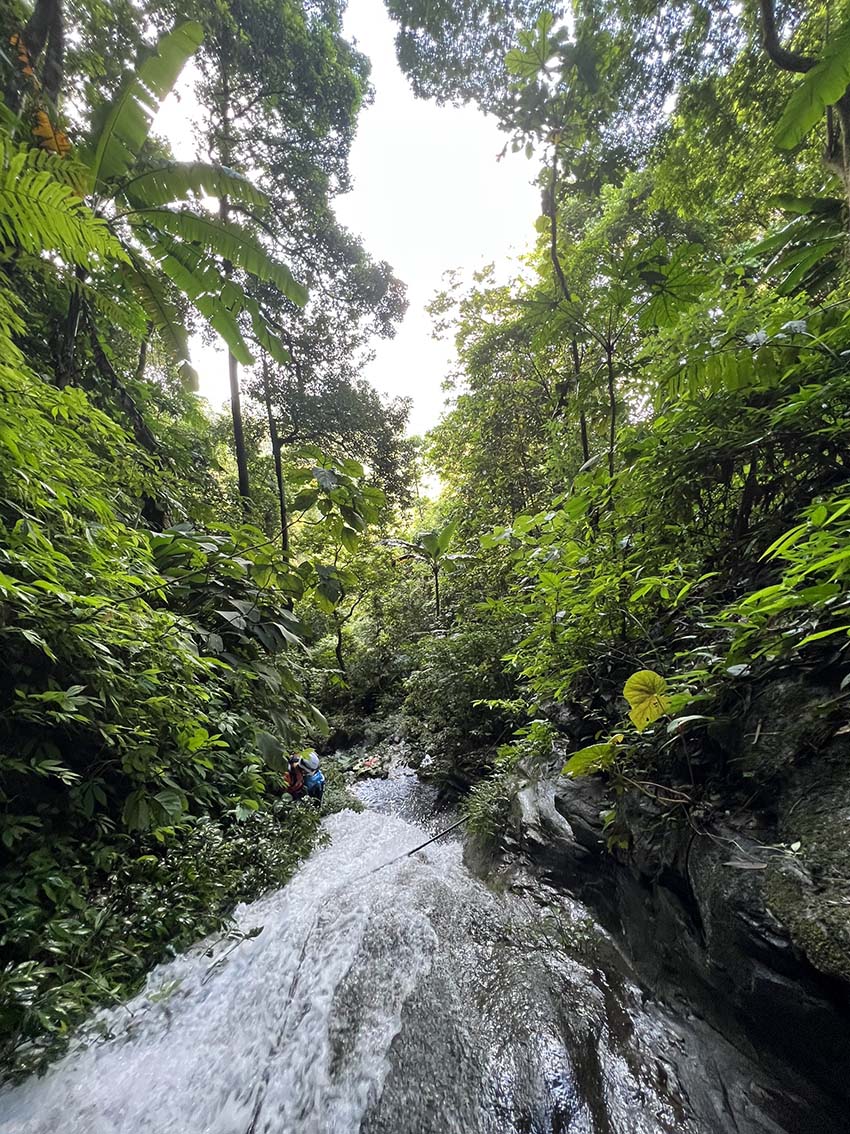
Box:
xmin=358 ymin=814 xmax=469 ymax=879
xmin=241 ymin=812 xmax=468 ymax=1131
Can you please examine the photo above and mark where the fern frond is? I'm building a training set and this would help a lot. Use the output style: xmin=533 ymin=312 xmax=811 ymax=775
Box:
xmin=18 ymin=145 xmax=92 ymax=194
xmin=77 ymin=277 xmax=148 ymax=337
xmin=0 ymin=138 xmax=124 ymax=267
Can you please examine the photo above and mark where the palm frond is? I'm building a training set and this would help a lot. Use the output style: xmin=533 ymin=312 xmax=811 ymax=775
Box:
xmin=240 ymin=292 xmax=291 ymax=364
xmin=122 ymin=161 xmax=267 ymax=210
xmin=121 ymin=260 xmax=199 ymax=390
xmin=88 ymin=21 xmax=204 ymax=189
xmin=141 ymin=235 xmax=253 ymax=366
xmin=136 ymin=207 xmax=308 ymax=307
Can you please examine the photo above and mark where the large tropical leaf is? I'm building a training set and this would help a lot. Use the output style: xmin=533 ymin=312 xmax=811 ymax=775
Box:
xmin=240 ymin=292 xmax=291 ymax=364
xmin=0 ymin=139 xmax=125 ymax=267
xmin=747 ymin=200 xmax=845 ymax=296
xmin=775 ymin=21 xmax=850 ymax=149
xmin=89 ymin=21 xmax=204 ymax=189
xmin=122 ymin=162 xmax=267 ymax=210
xmin=562 ymin=741 xmax=618 ymax=778
xmin=623 ymin=670 xmax=670 ymax=732
xmin=137 ymin=208 xmax=308 ymax=306
xmin=121 ymin=261 xmax=199 ymax=389
xmin=142 ymin=235 xmax=254 ymax=365
xmin=636 ymin=241 xmax=709 ymax=330
xmin=505 ymin=12 xmax=559 ymax=79
xmin=436 ymin=518 xmax=458 ymax=554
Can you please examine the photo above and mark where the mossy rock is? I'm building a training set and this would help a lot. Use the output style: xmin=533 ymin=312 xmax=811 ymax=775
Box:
xmin=764 ymin=740 xmax=850 ymax=984
xmin=731 ymin=676 xmax=841 ymax=782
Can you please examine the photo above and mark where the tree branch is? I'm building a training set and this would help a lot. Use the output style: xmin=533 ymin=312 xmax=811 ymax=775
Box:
xmin=758 ymin=0 xmax=817 ymax=74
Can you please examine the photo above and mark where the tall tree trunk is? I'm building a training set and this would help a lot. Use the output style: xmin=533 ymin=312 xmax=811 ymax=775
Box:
xmin=548 ymin=151 xmax=572 ymax=304
xmin=85 ymin=308 xmax=159 ymax=455
xmin=334 ymin=616 xmax=346 ymax=676
xmin=6 ymin=0 xmax=64 ymax=111
xmin=83 ymin=307 xmax=169 ymax=529
xmin=134 ymin=326 xmax=150 ymax=384
xmin=570 ymin=337 xmax=589 ymax=464
xmin=262 ymin=359 xmax=289 ymax=556
xmin=225 ymin=330 xmax=251 ymax=508
xmin=58 ymin=267 xmax=85 ymax=386
xmin=605 ymin=346 xmax=616 ymax=484
xmin=433 ymin=566 xmax=441 ymax=619
xmin=216 ymin=45 xmax=251 ymax=512
xmin=605 ymin=344 xmax=618 ymax=556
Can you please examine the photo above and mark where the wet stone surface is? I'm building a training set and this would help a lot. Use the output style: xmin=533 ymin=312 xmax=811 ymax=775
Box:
xmin=0 ymin=763 xmax=830 ymax=1133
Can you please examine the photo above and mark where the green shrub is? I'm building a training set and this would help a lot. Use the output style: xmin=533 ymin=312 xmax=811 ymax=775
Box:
xmin=0 ymin=803 xmax=323 ymax=1076
xmin=402 ymin=622 xmax=518 ymax=764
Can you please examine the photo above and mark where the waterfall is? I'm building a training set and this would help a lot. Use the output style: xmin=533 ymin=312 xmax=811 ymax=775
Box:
xmin=0 ymin=771 xmax=802 ymax=1133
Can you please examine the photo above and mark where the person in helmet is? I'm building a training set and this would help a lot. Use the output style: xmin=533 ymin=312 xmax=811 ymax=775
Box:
xmin=298 ymin=750 xmax=325 ymax=806
xmin=282 ymin=754 xmax=306 ymax=801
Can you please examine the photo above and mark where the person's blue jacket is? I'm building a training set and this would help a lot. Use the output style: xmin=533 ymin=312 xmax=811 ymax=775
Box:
xmin=303 ymin=768 xmax=325 ymax=799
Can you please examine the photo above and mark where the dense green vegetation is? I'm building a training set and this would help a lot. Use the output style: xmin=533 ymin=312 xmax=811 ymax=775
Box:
xmin=3 ymin=0 xmax=850 ymax=1084
xmin=0 ymin=0 xmax=406 ymax=1075
xmin=337 ymin=2 xmax=850 ymax=805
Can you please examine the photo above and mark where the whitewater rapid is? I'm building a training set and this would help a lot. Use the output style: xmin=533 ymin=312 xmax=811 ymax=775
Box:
xmin=0 ymin=770 xmax=807 ymax=1133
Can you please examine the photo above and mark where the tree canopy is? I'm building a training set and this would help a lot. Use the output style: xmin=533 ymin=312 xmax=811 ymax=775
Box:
xmin=3 ymin=0 xmax=850 ymax=1091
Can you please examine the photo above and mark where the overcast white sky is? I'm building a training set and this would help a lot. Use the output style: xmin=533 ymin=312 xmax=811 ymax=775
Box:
xmin=157 ymin=0 xmax=539 ymax=436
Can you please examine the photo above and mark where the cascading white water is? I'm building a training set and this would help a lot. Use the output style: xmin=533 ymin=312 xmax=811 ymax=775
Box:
xmin=0 ymin=770 xmax=803 ymax=1134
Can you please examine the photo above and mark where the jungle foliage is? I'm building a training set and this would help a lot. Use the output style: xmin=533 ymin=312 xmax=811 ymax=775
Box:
xmin=328 ymin=0 xmax=850 ymax=845
xmin=4 ymin=0 xmax=850 ymax=1083
xmin=0 ymin=0 xmax=408 ymax=1077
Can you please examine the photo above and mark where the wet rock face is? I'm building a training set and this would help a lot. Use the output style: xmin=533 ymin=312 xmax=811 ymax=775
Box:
xmin=509 ymin=770 xmax=850 ymax=1126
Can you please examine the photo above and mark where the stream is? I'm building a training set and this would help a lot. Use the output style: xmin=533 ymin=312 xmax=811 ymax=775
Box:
xmin=0 ymin=764 xmax=815 ymax=1133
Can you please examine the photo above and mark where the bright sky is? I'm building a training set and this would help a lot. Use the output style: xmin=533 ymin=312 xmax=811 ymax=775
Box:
xmin=157 ymin=0 xmax=539 ymax=436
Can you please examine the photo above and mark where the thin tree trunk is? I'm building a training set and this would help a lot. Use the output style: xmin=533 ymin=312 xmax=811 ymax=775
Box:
xmin=335 ymin=618 xmax=346 ymax=675
xmin=134 ymin=327 xmax=150 ymax=384
xmin=548 ymin=151 xmax=572 ymax=303
xmin=220 ymin=193 xmax=250 ymax=510
xmin=570 ymin=337 xmax=589 ymax=464
xmin=216 ymin=46 xmax=251 ymax=512
xmin=734 ymin=458 xmax=760 ymax=540
xmin=263 ymin=359 xmax=289 ymax=556
xmin=85 ymin=309 xmax=159 ymax=455
xmin=83 ymin=307 xmax=169 ymax=529
xmin=226 ymin=335 xmax=251 ymax=507
xmin=605 ymin=346 xmax=616 ymax=484
xmin=58 ymin=267 xmax=85 ymax=386
xmin=605 ymin=344 xmax=618 ymax=556
xmin=433 ymin=567 xmax=440 ymax=619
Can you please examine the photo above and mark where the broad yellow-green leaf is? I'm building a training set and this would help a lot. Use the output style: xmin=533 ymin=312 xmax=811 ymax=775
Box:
xmin=562 ymin=741 xmax=617 ymax=778
xmin=775 ymin=22 xmax=850 ymax=150
xmin=623 ymin=669 xmax=670 ymax=731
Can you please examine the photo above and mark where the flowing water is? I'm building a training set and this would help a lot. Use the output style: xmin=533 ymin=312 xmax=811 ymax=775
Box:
xmin=0 ymin=765 xmax=814 ymax=1133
